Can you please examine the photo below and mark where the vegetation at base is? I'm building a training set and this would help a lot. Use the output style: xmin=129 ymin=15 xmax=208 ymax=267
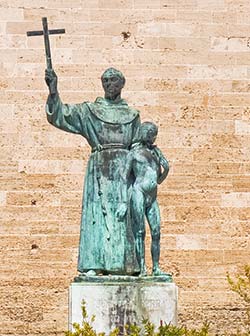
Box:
xmin=125 ymin=321 xmax=210 ymax=336
xmin=66 ymin=266 xmax=250 ymax=336
xmin=227 ymin=265 xmax=250 ymax=335
xmin=65 ymin=307 xmax=210 ymax=336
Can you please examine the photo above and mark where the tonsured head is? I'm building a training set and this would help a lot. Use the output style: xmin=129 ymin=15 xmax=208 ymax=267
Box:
xmin=101 ymin=68 xmax=126 ymax=100
xmin=140 ymin=122 xmax=158 ymax=145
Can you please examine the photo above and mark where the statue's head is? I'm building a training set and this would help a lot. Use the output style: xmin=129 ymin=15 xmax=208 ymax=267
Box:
xmin=140 ymin=122 xmax=158 ymax=145
xmin=101 ymin=68 xmax=126 ymax=100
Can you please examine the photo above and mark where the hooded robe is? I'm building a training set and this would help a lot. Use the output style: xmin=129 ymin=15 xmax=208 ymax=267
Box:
xmin=46 ymin=94 xmax=140 ymax=274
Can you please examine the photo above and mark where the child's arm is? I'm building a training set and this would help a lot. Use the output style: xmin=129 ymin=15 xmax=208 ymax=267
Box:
xmin=154 ymin=147 xmax=169 ymax=184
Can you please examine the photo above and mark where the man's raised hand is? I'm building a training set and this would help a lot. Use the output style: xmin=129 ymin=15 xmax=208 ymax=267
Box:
xmin=45 ymin=68 xmax=58 ymax=95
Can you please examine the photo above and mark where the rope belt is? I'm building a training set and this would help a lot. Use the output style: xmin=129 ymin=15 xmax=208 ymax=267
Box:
xmin=92 ymin=143 xmax=128 ymax=153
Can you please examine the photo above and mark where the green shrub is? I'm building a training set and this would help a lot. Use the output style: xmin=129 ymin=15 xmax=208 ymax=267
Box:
xmin=227 ymin=265 xmax=250 ymax=335
xmin=126 ymin=320 xmax=210 ymax=336
xmin=65 ymin=300 xmax=210 ymax=336
xmin=65 ymin=300 xmax=119 ymax=336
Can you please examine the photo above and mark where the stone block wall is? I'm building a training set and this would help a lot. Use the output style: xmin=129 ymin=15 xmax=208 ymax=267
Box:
xmin=0 ymin=0 xmax=249 ymax=334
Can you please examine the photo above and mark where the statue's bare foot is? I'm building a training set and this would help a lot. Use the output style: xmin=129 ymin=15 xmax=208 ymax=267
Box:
xmin=152 ymin=267 xmax=168 ymax=276
xmin=85 ymin=270 xmax=97 ymax=276
xmin=139 ymin=267 xmax=148 ymax=277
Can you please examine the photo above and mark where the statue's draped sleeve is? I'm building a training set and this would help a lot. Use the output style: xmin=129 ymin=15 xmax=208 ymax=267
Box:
xmin=46 ymin=94 xmax=89 ymax=137
xmin=131 ymin=114 xmax=141 ymax=146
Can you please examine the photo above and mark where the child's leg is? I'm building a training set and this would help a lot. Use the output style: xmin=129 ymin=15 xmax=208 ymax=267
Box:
xmin=146 ymin=200 xmax=161 ymax=275
xmin=131 ymin=187 xmax=147 ymax=275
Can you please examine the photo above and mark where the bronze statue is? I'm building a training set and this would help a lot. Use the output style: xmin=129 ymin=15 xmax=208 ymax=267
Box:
xmin=124 ymin=122 xmax=169 ymax=276
xmin=45 ymin=67 xmax=140 ymax=275
xmin=27 ymin=18 xmax=170 ymax=277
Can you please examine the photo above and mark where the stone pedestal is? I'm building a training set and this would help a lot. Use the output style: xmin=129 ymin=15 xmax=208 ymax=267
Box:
xmin=69 ymin=275 xmax=178 ymax=334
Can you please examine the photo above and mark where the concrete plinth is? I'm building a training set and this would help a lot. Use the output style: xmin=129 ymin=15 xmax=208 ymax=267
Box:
xmin=69 ymin=275 xmax=178 ymax=334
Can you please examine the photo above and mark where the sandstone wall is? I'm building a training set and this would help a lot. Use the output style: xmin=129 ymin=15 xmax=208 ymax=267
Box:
xmin=0 ymin=1 xmax=249 ymax=335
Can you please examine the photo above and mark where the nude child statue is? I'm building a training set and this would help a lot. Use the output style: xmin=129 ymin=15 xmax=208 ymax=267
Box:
xmin=124 ymin=122 xmax=169 ymax=276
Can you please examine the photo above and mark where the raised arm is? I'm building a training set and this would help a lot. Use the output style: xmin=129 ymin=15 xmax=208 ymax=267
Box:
xmin=45 ymin=68 xmax=86 ymax=135
xmin=154 ymin=147 xmax=169 ymax=184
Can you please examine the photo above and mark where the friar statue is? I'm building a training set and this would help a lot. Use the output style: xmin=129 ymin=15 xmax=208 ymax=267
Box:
xmin=45 ymin=67 xmax=140 ymax=276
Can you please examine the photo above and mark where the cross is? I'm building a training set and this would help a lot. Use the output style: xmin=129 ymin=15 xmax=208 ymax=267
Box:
xmin=27 ymin=17 xmax=65 ymax=71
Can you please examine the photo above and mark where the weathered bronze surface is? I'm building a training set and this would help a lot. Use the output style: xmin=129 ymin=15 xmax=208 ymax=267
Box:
xmin=74 ymin=274 xmax=173 ymax=283
xmin=45 ymin=67 xmax=141 ymax=275
xmin=41 ymin=19 xmax=170 ymax=277
xmin=124 ymin=122 xmax=169 ymax=276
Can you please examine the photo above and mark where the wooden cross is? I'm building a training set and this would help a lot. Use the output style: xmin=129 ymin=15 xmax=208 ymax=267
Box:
xmin=27 ymin=17 xmax=65 ymax=71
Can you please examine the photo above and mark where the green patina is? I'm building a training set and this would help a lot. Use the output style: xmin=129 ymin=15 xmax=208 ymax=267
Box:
xmin=46 ymin=68 xmax=140 ymax=275
xmin=73 ymin=274 xmax=173 ymax=283
xmin=123 ymin=122 xmax=169 ymax=276
xmin=45 ymin=68 xmax=170 ymax=277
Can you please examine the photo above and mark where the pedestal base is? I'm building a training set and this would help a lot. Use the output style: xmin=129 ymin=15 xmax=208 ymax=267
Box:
xmin=69 ymin=275 xmax=178 ymax=334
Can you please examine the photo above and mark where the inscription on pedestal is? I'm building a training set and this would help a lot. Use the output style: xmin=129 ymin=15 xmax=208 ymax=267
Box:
xmin=69 ymin=279 xmax=178 ymax=334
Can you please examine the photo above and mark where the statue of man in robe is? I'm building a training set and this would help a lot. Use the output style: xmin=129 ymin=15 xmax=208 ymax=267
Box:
xmin=45 ymin=67 xmax=140 ymax=276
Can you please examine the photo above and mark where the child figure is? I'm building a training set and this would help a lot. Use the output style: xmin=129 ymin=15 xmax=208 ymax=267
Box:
xmin=124 ymin=122 xmax=169 ymax=276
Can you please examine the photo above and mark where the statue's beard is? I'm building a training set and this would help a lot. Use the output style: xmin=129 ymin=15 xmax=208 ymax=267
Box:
xmin=105 ymin=90 xmax=120 ymax=100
